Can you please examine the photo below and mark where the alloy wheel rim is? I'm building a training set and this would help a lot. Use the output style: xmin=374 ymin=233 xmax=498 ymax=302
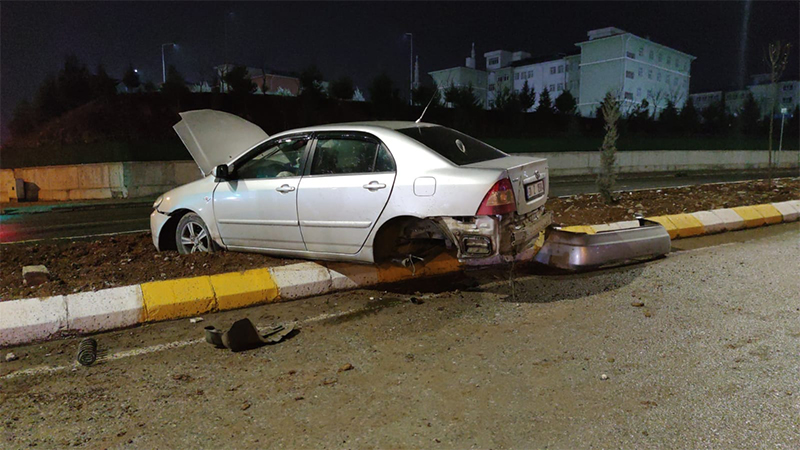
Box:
xmin=180 ymin=222 xmax=209 ymax=253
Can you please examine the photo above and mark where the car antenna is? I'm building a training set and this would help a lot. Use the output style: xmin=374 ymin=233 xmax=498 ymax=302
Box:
xmin=415 ymin=89 xmax=438 ymax=124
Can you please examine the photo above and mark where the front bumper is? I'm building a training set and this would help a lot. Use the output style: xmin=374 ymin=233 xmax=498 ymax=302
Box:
xmin=441 ymin=208 xmax=553 ymax=265
xmin=150 ymin=209 xmax=170 ymax=251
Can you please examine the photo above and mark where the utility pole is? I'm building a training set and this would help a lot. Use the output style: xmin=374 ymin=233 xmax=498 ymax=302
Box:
xmin=405 ymin=32 xmax=413 ymax=105
xmin=161 ymin=43 xmax=175 ymax=84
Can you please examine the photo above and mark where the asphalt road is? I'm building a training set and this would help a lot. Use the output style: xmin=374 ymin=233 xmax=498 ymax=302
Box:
xmin=2 ymin=223 xmax=799 ymax=448
xmin=0 ymin=173 xmax=790 ymax=243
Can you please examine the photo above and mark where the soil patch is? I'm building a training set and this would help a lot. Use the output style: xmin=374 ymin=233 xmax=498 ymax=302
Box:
xmin=1 ymin=178 xmax=797 ymax=301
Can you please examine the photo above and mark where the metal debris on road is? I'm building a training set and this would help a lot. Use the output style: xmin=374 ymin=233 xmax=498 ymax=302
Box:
xmin=204 ymin=318 xmax=295 ymax=352
xmin=5 ymin=352 xmax=18 ymax=362
xmin=189 ymin=317 xmax=204 ymax=324
xmin=77 ymin=338 xmax=98 ymax=366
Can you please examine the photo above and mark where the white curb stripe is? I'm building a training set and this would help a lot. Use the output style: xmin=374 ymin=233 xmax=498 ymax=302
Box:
xmin=268 ymin=262 xmax=332 ymax=300
xmin=0 ymin=296 xmax=67 ymax=347
xmin=772 ymin=201 xmax=800 ymax=222
xmin=710 ymin=208 xmax=746 ymax=231
xmin=66 ymin=286 xmax=144 ymax=333
xmin=691 ymin=211 xmax=726 ymax=234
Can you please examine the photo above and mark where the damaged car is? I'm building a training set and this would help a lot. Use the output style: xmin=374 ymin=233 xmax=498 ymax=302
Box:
xmin=151 ymin=109 xmax=552 ymax=264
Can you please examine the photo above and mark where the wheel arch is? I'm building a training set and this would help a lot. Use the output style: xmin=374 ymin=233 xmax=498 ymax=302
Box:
xmin=158 ymin=208 xmax=194 ymax=251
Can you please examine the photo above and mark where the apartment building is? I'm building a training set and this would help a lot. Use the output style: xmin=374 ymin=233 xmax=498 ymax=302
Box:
xmin=690 ymin=76 xmax=799 ymax=118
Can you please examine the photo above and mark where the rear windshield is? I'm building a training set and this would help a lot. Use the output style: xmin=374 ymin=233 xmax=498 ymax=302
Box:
xmin=397 ymin=126 xmax=505 ymax=166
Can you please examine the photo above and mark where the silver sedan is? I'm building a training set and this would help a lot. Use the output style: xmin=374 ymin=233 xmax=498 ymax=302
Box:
xmin=151 ymin=110 xmax=551 ymax=264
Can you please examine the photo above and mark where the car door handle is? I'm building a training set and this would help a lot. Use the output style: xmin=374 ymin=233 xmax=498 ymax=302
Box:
xmin=276 ymin=184 xmax=296 ymax=193
xmin=363 ymin=181 xmax=387 ymax=191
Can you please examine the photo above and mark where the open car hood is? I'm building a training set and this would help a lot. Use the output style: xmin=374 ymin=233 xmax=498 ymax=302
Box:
xmin=173 ymin=110 xmax=269 ymax=176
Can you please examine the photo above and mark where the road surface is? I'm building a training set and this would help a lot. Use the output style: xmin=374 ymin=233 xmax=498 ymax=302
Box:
xmin=1 ymin=173 xmax=791 ymax=243
xmin=2 ymin=224 xmax=799 ymax=448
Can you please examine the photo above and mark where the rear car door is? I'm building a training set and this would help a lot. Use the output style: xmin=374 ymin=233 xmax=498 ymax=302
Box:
xmin=297 ymin=133 xmax=396 ymax=254
xmin=213 ymin=135 xmax=310 ymax=250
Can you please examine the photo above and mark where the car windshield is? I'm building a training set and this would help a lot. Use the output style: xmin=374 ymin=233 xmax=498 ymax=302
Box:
xmin=397 ymin=126 xmax=505 ymax=166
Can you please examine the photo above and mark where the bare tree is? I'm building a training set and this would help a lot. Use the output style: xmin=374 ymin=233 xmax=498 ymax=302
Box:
xmin=765 ymin=41 xmax=792 ymax=184
xmin=646 ymin=89 xmax=667 ymax=119
xmin=597 ymin=91 xmax=621 ymax=204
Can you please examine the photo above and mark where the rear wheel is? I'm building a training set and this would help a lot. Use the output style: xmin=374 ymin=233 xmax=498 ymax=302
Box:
xmin=373 ymin=218 xmax=449 ymax=263
xmin=176 ymin=213 xmax=215 ymax=254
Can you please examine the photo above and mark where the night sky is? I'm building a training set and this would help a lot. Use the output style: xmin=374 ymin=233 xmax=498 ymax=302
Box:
xmin=1 ymin=1 xmax=798 ymax=142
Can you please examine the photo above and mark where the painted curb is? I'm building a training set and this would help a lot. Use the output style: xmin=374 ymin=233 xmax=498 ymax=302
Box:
xmin=1 ymin=200 xmax=798 ymax=348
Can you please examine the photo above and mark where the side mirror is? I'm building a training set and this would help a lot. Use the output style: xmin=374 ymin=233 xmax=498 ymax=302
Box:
xmin=213 ymin=164 xmax=229 ymax=181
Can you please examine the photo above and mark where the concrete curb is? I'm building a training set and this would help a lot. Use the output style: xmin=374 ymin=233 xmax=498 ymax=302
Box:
xmin=1 ymin=200 xmax=798 ymax=348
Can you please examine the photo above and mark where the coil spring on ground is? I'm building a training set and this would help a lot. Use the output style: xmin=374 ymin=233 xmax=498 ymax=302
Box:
xmin=77 ymin=338 xmax=97 ymax=366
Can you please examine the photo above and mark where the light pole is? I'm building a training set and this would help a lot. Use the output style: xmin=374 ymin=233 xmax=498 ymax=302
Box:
xmin=404 ymin=32 xmax=413 ymax=105
xmin=778 ymin=107 xmax=788 ymax=164
xmin=161 ymin=43 xmax=175 ymax=84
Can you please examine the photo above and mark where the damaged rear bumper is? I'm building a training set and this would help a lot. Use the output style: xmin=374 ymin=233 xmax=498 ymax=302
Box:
xmin=533 ymin=217 xmax=671 ymax=270
xmin=440 ymin=208 xmax=553 ymax=265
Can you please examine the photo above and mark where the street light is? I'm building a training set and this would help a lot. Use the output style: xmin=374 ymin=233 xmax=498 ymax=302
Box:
xmin=161 ymin=43 xmax=176 ymax=84
xmin=404 ymin=32 xmax=413 ymax=105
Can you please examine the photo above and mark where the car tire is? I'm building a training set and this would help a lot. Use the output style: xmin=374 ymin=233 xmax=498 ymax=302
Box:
xmin=175 ymin=213 xmax=216 ymax=254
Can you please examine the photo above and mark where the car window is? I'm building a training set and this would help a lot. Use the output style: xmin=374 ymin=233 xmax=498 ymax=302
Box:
xmin=397 ymin=126 xmax=505 ymax=166
xmin=310 ymin=137 xmax=381 ymax=175
xmin=236 ymin=137 xmax=308 ymax=179
xmin=374 ymin=144 xmax=396 ymax=172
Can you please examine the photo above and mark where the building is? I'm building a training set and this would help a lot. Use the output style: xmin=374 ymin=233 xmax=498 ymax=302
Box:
xmin=214 ymin=64 xmax=301 ymax=95
xmin=689 ymin=75 xmax=799 ymax=118
xmin=428 ymin=27 xmax=695 ymax=116
xmin=575 ymin=27 xmax=695 ymax=117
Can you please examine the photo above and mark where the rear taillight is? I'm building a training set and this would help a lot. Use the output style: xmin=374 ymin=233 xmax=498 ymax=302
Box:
xmin=477 ymin=178 xmax=516 ymax=215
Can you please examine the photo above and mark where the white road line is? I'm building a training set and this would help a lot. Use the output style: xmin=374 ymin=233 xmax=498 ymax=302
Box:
xmin=1 ymin=307 xmax=365 ymax=381
xmin=1 ymin=229 xmax=150 ymax=245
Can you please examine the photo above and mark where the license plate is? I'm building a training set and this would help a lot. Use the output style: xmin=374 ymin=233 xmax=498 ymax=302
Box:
xmin=524 ymin=180 xmax=545 ymax=201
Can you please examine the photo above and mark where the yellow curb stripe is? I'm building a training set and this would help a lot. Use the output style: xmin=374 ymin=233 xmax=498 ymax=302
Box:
xmin=561 ymin=225 xmax=596 ymax=234
xmin=752 ymin=204 xmax=783 ymax=225
xmin=646 ymin=216 xmax=678 ymax=239
xmin=377 ymin=252 xmax=460 ymax=284
xmin=141 ymin=276 xmax=216 ymax=322
xmin=665 ymin=213 xmax=705 ymax=238
xmin=209 ymin=268 xmax=278 ymax=311
xmin=731 ymin=206 xmax=766 ymax=228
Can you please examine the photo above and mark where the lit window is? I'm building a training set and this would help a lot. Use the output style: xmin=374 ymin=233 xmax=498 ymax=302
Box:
xmin=550 ymin=67 xmax=556 ymax=74
xmin=626 ymin=71 xmax=635 ymax=79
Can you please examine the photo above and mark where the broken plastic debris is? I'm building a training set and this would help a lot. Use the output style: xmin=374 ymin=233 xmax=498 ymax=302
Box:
xmin=189 ymin=317 xmax=204 ymax=324
xmin=204 ymin=318 xmax=295 ymax=352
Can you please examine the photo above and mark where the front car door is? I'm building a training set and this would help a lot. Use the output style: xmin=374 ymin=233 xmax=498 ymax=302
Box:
xmin=213 ymin=135 xmax=310 ymax=250
xmin=297 ymin=133 xmax=396 ymax=254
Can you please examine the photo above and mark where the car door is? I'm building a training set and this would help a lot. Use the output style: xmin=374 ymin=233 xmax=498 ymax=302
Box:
xmin=297 ymin=133 xmax=396 ymax=254
xmin=213 ymin=135 xmax=310 ymax=250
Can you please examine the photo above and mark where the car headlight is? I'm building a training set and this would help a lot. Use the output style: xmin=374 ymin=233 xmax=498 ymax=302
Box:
xmin=153 ymin=195 xmax=164 ymax=210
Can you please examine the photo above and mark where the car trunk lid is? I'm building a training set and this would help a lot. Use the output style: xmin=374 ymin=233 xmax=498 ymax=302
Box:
xmin=173 ymin=109 xmax=269 ymax=176
xmin=467 ymin=155 xmax=548 ymax=215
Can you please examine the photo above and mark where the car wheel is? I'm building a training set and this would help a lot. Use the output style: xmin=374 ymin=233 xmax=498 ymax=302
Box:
xmin=176 ymin=213 xmax=215 ymax=254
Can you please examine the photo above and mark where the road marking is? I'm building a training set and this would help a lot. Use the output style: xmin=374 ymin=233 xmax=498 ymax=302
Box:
xmin=1 ymin=307 xmax=365 ymax=381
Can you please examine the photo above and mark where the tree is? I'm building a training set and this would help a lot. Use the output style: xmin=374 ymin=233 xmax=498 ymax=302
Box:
xmin=535 ymin=88 xmax=554 ymax=115
xmin=329 ymin=76 xmax=355 ymax=100
xmin=443 ymin=84 xmax=481 ymax=110
xmin=34 ymin=74 xmax=64 ymax=121
xmin=678 ymin=97 xmax=699 ymax=134
xmin=411 ymin=84 xmax=441 ymax=107
xmin=765 ymin=40 xmax=792 ymax=184
xmin=299 ymin=65 xmax=326 ymax=99
xmin=161 ymin=65 xmax=189 ymax=98
xmin=739 ymin=92 xmax=761 ymax=135
xmin=519 ymin=80 xmax=535 ymax=112
xmin=554 ymin=90 xmax=577 ymax=115
xmin=596 ymin=92 xmax=620 ymax=204
xmin=9 ymin=100 xmax=38 ymax=138
xmin=492 ymin=86 xmax=522 ymax=112
xmin=57 ymin=54 xmax=92 ymax=110
xmin=223 ymin=65 xmax=256 ymax=95
xmin=369 ymin=72 xmax=402 ymax=110
xmin=91 ymin=64 xmax=117 ymax=100
xmin=658 ymin=100 xmax=679 ymax=133
xmin=122 ymin=64 xmax=141 ymax=90
xmin=143 ymin=80 xmax=158 ymax=93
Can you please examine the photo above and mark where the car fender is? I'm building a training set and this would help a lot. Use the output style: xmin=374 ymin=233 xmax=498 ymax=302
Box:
xmin=155 ymin=176 xmax=224 ymax=248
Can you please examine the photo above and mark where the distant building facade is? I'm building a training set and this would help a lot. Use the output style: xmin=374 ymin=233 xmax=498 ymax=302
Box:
xmin=690 ymin=75 xmax=799 ymax=118
xmin=427 ymin=27 xmax=695 ymax=117
xmin=214 ymin=65 xmax=301 ymax=95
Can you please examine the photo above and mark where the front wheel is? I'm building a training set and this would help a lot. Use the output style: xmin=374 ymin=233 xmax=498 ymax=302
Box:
xmin=176 ymin=213 xmax=216 ymax=254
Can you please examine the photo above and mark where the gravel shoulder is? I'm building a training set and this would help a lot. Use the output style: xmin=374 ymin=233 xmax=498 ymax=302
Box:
xmin=1 ymin=224 xmax=798 ymax=448
xmin=1 ymin=178 xmax=797 ymax=301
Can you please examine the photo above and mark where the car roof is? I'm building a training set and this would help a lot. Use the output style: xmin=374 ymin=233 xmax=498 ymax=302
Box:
xmin=271 ymin=121 xmax=441 ymax=138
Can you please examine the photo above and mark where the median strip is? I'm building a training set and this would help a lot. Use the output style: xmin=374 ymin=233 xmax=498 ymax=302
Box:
xmin=1 ymin=200 xmax=798 ymax=348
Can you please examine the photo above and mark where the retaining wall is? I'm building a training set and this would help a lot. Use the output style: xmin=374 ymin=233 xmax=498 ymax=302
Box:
xmin=2 ymin=150 xmax=798 ymax=202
